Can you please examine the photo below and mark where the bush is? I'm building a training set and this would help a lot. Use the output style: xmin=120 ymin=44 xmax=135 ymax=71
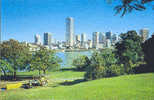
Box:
xmin=72 ymin=55 xmax=90 ymax=71
xmin=107 ymin=64 xmax=125 ymax=76
xmin=84 ymin=51 xmax=125 ymax=80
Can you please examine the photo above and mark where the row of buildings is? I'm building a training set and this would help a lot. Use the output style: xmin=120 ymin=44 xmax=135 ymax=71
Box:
xmin=33 ymin=17 xmax=149 ymax=50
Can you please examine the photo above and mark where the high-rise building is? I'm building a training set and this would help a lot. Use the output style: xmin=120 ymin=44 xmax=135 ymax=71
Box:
xmin=75 ymin=35 xmax=81 ymax=42
xmin=44 ymin=32 xmax=52 ymax=45
xmin=87 ymin=39 xmax=92 ymax=48
xmin=99 ymin=32 xmax=103 ymax=44
xmin=106 ymin=39 xmax=111 ymax=48
xmin=112 ymin=33 xmax=118 ymax=44
xmin=66 ymin=17 xmax=74 ymax=47
xmin=99 ymin=32 xmax=106 ymax=44
xmin=140 ymin=28 xmax=149 ymax=42
xmin=92 ymin=32 xmax=99 ymax=48
xmin=106 ymin=31 xmax=112 ymax=40
xmin=81 ymin=33 xmax=86 ymax=47
xmin=81 ymin=33 xmax=86 ymax=42
xmin=35 ymin=34 xmax=41 ymax=45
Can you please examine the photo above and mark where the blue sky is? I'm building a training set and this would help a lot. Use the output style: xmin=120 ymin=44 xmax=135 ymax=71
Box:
xmin=1 ymin=0 xmax=154 ymax=42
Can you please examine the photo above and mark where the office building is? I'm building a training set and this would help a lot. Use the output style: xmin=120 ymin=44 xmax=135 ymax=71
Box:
xmin=106 ymin=39 xmax=111 ymax=48
xmin=106 ymin=31 xmax=112 ymax=40
xmin=66 ymin=17 xmax=74 ymax=47
xmin=112 ymin=33 xmax=118 ymax=44
xmin=81 ymin=33 xmax=86 ymax=47
xmin=35 ymin=34 xmax=41 ymax=45
xmin=87 ymin=39 xmax=92 ymax=48
xmin=140 ymin=28 xmax=149 ymax=42
xmin=75 ymin=35 xmax=81 ymax=43
xmin=44 ymin=32 xmax=52 ymax=45
xmin=92 ymin=32 xmax=99 ymax=48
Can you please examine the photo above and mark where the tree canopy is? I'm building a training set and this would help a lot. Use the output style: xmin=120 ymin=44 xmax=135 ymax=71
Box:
xmin=112 ymin=0 xmax=154 ymax=16
xmin=142 ymin=35 xmax=154 ymax=72
xmin=115 ymin=30 xmax=143 ymax=73
xmin=31 ymin=46 xmax=62 ymax=75
xmin=0 ymin=39 xmax=31 ymax=79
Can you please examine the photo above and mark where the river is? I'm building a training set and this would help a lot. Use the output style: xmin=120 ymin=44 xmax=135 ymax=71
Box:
xmin=56 ymin=51 xmax=94 ymax=68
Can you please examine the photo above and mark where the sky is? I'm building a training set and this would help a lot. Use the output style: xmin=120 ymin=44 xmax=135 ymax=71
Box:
xmin=1 ymin=0 xmax=154 ymax=42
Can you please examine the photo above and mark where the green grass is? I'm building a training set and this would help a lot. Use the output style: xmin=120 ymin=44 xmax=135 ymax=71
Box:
xmin=0 ymin=70 xmax=154 ymax=100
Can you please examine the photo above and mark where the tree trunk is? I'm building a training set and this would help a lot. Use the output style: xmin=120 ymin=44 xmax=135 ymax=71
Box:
xmin=14 ymin=71 xmax=16 ymax=80
xmin=43 ymin=70 xmax=46 ymax=75
xmin=38 ymin=70 xmax=41 ymax=76
xmin=1 ymin=69 xmax=6 ymax=80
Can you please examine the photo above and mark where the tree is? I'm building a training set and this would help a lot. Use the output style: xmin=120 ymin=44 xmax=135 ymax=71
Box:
xmin=0 ymin=59 xmax=13 ymax=79
xmin=112 ymin=0 xmax=154 ymax=16
xmin=84 ymin=52 xmax=105 ymax=80
xmin=0 ymin=39 xmax=31 ymax=79
xmin=31 ymin=46 xmax=62 ymax=75
xmin=84 ymin=50 xmax=121 ymax=80
xmin=73 ymin=55 xmax=90 ymax=71
xmin=142 ymin=35 xmax=154 ymax=72
xmin=115 ymin=30 xmax=143 ymax=73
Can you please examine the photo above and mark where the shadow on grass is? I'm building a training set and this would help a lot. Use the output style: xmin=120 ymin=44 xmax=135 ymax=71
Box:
xmin=59 ymin=79 xmax=86 ymax=86
xmin=60 ymin=68 xmax=77 ymax=71
xmin=60 ymin=68 xmax=85 ymax=72
xmin=133 ymin=64 xmax=154 ymax=74
xmin=0 ymin=75 xmax=39 ymax=81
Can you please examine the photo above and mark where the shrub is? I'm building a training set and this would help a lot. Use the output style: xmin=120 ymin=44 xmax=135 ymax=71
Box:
xmin=84 ymin=51 xmax=125 ymax=80
xmin=107 ymin=64 xmax=125 ymax=76
xmin=73 ymin=55 xmax=90 ymax=71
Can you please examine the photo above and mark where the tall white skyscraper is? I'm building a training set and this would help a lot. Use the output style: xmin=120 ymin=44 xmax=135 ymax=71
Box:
xmin=35 ymin=34 xmax=41 ymax=45
xmin=92 ymin=32 xmax=99 ymax=48
xmin=140 ymin=28 xmax=149 ymax=42
xmin=66 ymin=17 xmax=74 ymax=47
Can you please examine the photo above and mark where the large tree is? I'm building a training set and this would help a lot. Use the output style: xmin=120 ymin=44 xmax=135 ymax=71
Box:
xmin=142 ymin=35 xmax=154 ymax=72
xmin=84 ymin=49 xmax=120 ymax=80
xmin=0 ymin=39 xmax=31 ymax=79
xmin=115 ymin=30 xmax=143 ymax=73
xmin=0 ymin=59 xmax=13 ymax=79
xmin=31 ymin=46 xmax=62 ymax=75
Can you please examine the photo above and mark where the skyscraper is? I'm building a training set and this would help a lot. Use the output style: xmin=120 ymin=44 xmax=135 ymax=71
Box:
xmin=99 ymin=32 xmax=103 ymax=44
xmin=81 ymin=33 xmax=86 ymax=47
xmin=75 ymin=35 xmax=81 ymax=42
xmin=140 ymin=28 xmax=149 ymax=42
xmin=92 ymin=32 xmax=99 ymax=48
xmin=106 ymin=31 xmax=112 ymax=40
xmin=66 ymin=17 xmax=74 ymax=47
xmin=112 ymin=33 xmax=118 ymax=44
xmin=35 ymin=34 xmax=41 ymax=45
xmin=44 ymin=32 xmax=52 ymax=45
xmin=106 ymin=39 xmax=111 ymax=48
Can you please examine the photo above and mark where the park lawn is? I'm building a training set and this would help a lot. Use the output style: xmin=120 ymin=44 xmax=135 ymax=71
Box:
xmin=16 ymin=69 xmax=85 ymax=80
xmin=0 ymin=71 xmax=154 ymax=100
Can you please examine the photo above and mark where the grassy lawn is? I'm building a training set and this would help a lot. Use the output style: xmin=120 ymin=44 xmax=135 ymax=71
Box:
xmin=0 ymin=69 xmax=154 ymax=100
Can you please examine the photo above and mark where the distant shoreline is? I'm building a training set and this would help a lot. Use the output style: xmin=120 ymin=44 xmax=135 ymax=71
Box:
xmin=55 ymin=48 xmax=109 ymax=52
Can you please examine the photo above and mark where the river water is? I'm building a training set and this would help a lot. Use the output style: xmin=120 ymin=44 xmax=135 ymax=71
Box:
xmin=56 ymin=51 xmax=93 ymax=68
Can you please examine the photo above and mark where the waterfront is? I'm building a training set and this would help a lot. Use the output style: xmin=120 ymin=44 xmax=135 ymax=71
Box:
xmin=56 ymin=51 xmax=93 ymax=68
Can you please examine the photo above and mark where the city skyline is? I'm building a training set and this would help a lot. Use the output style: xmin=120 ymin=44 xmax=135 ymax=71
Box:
xmin=1 ymin=0 xmax=154 ymax=42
